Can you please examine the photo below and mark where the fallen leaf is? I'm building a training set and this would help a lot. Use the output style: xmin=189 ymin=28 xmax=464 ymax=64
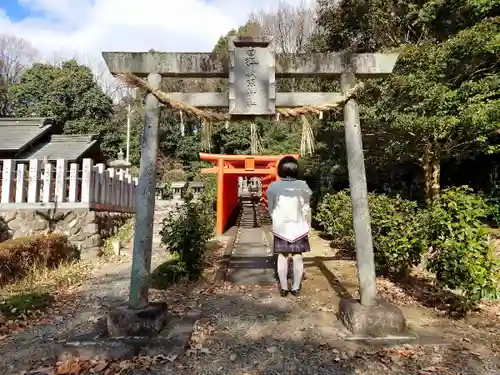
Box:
xmin=33 ymin=367 xmax=55 ymax=375
xmin=166 ymin=354 xmax=178 ymax=362
xmin=93 ymin=361 xmax=108 ymax=372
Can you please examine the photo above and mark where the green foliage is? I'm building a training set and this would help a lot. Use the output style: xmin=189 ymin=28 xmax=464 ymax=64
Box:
xmin=0 ymin=292 xmax=54 ymax=318
xmin=211 ymin=121 xmax=251 ymax=155
xmin=425 ymin=186 xmax=500 ymax=309
xmin=150 ymin=260 xmax=186 ymax=289
xmin=159 ymin=192 xmax=214 ymax=281
xmin=316 ymin=190 xmax=427 ymax=274
xmin=212 ymin=21 xmax=263 ymax=57
xmin=0 ymin=59 xmax=9 ymax=117
xmin=159 ymin=183 xmax=173 ymax=200
xmin=370 ymin=194 xmax=429 ymax=275
xmin=101 ymin=219 xmax=134 ymax=259
xmin=191 ymin=172 xmax=217 ymax=212
xmin=311 ymin=0 xmax=500 ymax=202
xmin=315 ymin=190 xmax=354 ymax=247
xmin=316 ymin=187 xmax=500 ymax=311
xmin=484 ymin=186 xmax=500 ymax=227
xmin=8 ymin=60 xmax=120 ymax=159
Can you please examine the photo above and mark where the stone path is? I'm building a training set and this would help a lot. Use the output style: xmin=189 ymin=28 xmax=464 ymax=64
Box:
xmin=225 ymin=200 xmax=276 ymax=285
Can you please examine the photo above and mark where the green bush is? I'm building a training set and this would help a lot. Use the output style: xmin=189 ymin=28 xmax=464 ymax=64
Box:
xmin=159 ymin=192 xmax=214 ymax=281
xmin=192 ymin=173 xmax=217 ymax=212
xmin=426 ymin=186 xmax=500 ymax=309
xmin=315 ymin=190 xmax=354 ymax=247
xmin=315 ymin=189 xmax=427 ymax=275
xmin=160 ymin=183 xmax=173 ymax=200
xmin=485 ymin=185 xmax=500 ymax=227
xmin=316 ymin=186 xmax=500 ymax=312
xmin=369 ymin=194 xmax=429 ymax=276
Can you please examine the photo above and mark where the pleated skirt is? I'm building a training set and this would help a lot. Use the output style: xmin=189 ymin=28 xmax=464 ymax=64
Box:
xmin=273 ymin=235 xmax=311 ymax=254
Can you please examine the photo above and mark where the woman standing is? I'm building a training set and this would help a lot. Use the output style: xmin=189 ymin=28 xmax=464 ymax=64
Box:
xmin=266 ymin=156 xmax=312 ymax=297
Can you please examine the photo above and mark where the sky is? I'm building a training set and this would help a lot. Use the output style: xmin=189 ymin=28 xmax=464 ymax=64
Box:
xmin=0 ymin=0 xmax=313 ymax=64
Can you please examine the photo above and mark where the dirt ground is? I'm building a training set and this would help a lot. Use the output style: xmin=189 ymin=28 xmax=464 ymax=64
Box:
xmin=145 ymin=231 xmax=500 ymax=375
xmin=6 ymin=230 xmax=500 ymax=375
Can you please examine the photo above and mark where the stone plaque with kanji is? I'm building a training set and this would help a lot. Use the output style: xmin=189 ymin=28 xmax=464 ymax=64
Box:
xmin=228 ymin=37 xmax=276 ymax=116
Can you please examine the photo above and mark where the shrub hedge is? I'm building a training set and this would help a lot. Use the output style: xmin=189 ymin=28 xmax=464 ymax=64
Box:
xmin=315 ymin=186 xmax=500 ymax=311
xmin=159 ymin=190 xmax=215 ymax=282
xmin=0 ymin=234 xmax=76 ymax=285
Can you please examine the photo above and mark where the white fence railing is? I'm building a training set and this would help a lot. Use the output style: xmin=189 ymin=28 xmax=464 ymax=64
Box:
xmin=0 ymin=158 xmax=138 ymax=212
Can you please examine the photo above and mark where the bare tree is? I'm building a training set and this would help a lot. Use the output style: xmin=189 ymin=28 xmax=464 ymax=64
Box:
xmin=87 ymin=57 xmax=132 ymax=100
xmin=249 ymin=0 xmax=317 ymax=55
xmin=0 ymin=34 xmax=40 ymax=116
xmin=248 ymin=0 xmax=318 ymax=93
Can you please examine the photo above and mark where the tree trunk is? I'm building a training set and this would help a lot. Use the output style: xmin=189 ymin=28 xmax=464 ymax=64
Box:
xmin=423 ymin=147 xmax=440 ymax=203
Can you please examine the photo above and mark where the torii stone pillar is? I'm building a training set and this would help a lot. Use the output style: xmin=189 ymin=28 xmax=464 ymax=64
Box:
xmin=336 ymin=70 xmax=407 ymax=337
xmin=128 ymin=73 xmax=161 ymax=309
xmin=102 ymin=37 xmax=407 ymax=338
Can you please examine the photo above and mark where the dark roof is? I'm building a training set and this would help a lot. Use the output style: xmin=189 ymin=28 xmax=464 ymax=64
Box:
xmin=0 ymin=118 xmax=53 ymax=152
xmin=21 ymin=134 xmax=99 ymax=161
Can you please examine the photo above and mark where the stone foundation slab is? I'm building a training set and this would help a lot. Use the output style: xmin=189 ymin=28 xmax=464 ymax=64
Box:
xmin=339 ymin=298 xmax=407 ymax=337
xmin=56 ymin=309 xmax=200 ymax=362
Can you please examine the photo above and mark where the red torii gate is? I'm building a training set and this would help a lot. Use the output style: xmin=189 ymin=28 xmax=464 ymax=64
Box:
xmin=199 ymin=153 xmax=299 ymax=235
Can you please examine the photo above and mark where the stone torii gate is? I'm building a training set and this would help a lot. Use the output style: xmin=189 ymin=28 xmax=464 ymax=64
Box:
xmin=102 ymin=37 xmax=406 ymax=337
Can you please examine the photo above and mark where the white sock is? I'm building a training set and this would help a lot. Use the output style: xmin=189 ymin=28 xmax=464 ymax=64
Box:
xmin=277 ymin=253 xmax=288 ymax=290
xmin=291 ymin=254 xmax=304 ymax=291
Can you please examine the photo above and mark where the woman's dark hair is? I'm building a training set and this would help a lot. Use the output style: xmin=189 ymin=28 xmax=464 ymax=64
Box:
xmin=277 ymin=155 xmax=299 ymax=179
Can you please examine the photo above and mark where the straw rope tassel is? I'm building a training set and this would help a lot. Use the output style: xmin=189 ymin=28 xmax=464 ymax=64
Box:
xmin=202 ymin=118 xmax=212 ymax=151
xmin=180 ymin=110 xmax=185 ymax=136
xmin=300 ymin=115 xmax=316 ymax=156
xmin=250 ymin=122 xmax=262 ymax=154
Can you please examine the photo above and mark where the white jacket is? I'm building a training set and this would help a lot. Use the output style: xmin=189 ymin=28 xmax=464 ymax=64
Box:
xmin=266 ymin=178 xmax=312 ymax=242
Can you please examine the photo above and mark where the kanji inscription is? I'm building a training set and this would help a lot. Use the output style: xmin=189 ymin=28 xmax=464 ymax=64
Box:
xmin=229 ymin=41 xmax=275 ymax=116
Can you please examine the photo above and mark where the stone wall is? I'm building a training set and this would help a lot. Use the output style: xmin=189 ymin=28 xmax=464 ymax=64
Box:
xmin=0 ymin=209 xmax=132 ymax=259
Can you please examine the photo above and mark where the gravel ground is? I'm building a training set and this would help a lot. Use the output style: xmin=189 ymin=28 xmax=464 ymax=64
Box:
xmin=0 ymin=252 xmax=165 ymax=375
xmin=145 ymin=280 xmax=500 ymax=375
xmin=1 ymin=233 xmax=500 ymax=375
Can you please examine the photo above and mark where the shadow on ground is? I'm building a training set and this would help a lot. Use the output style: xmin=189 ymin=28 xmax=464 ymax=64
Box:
xmin=316 ymin=232 xmax=466 ymax=315
xmin=0 ymin=248 xmax=497 ymax=375
xmin=386 ymin=273 xmax=466 ymax=316
xmin=146 ymin=289 xmax=494 ymax=375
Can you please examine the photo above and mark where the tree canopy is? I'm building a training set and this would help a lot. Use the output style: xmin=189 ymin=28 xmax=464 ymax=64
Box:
xmin=0 ymin=0 xmax=499 ymax=200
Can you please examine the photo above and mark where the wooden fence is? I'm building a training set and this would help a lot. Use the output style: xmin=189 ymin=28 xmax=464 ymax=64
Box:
xmin=0 ymin=159 xmax=138 ymax=212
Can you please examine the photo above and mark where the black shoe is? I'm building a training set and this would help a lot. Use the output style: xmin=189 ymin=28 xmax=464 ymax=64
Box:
xmin=280 ymin=289 xmax=289 ymax=297
xmin=290 ymin=289 xmax=300 ymax=297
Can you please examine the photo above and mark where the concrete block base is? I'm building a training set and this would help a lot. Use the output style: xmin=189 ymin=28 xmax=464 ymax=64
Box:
xmin=107 ymin=302 xmax=168 ymax=337
xmin=56 ymin=304 xmax=200 ymax=362
xmin=339 ymin=298 xmax=407 ymax=337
